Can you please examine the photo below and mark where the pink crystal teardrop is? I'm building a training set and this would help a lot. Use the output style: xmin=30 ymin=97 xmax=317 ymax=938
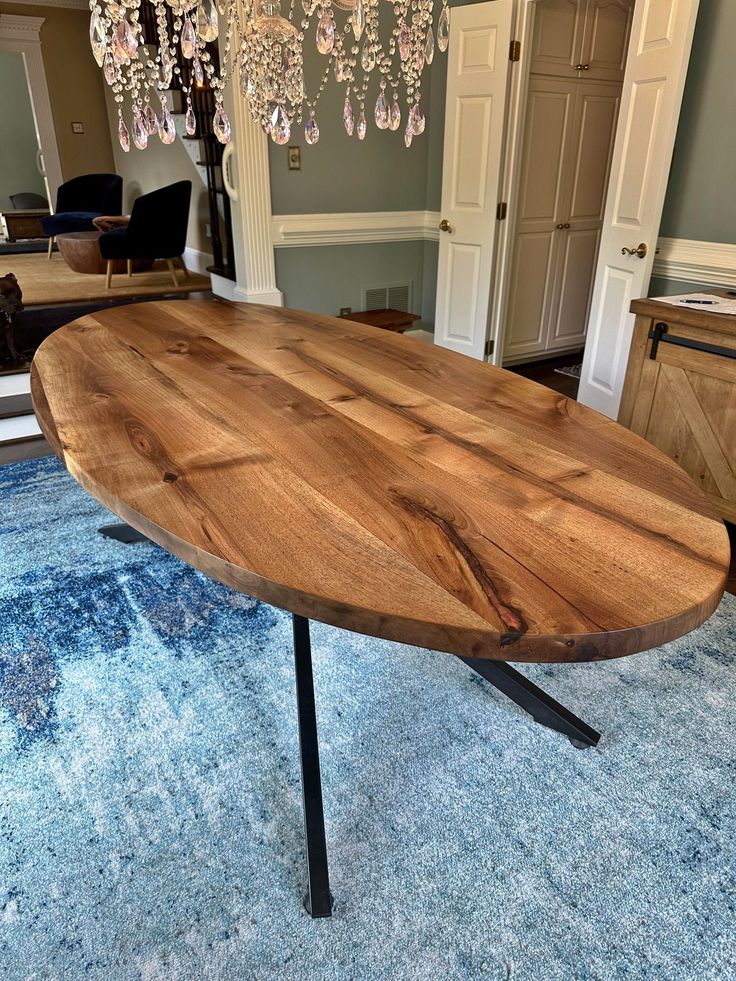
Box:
xmin=118 ymin=116 xmax=130 ymax=153
xmin=196 ymin=0 xmax=219 ymax=42
xmin=316 ymin=12 xmax=335 ymax=55
xmin=90 ymin=11 xmax=106 ymax=67
xmin=343 ymin=94 xmax=354 ymax=136
xmin=398 ymin=22 xmax=410 ymax=61
xmin=181 ymin=18 xmax=197 ymax=59
xmin=424 ymin=26 xmax=435 ymax=65
xmin=437 ymin=5 xmax=449 ymax=52
xmin=185 ymin=106 xmax=196 ymax=136
xmin=143 ymin=104 xmax=158 ymax=135
xmin=334 ymin=57 xmax=345 ymax=82
xmin=357 ymin=110 xmax=367 ymax=141
xmin=132 ymin=110 xmax=148 ymax=150
xmin=304 ymin=112 xmax=320 ymax=145
xmin=213 ymin=107 xmax=231 ymax=143
xmin=410 ymin=102 xmax=425 ymax=136
xmin=352 ymin=0 xmax=365 ymax=41
xmin=374 ymin=91 xmax=389 ymax=130
xmin=159 ymin=108 xmax=176 ymax=144
xmin=271 ymin=106 xmax=291 ymax=145
xmin=194 ymin=56 xmax=205 ymax=86
xmin=361 ymin=40 xmax=375 ymax=72
xmin=113 ymin=18 xmax=137 ymax=64
xmin=103 ymin=51 xmax=116 ymax=86
xmin=404 ymin=122 xmax=413 ymax=148
xmin=389 ymin=98 xmax=401 ymax=131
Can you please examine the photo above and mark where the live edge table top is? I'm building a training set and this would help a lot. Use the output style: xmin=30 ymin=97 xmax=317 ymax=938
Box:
xmin=31 ymin=300 xmax=729 ymax=663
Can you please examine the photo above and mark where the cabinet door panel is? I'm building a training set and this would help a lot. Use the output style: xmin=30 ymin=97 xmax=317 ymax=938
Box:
xmin=530 ymin=0 xmax=585 ymax=78
xmin=504 ymin=233 xmax=558 ymax=358
xmin=517 ymin=82 xmax=574 ymax=221
xmin=582 ymin=0 xmax=634 ymax=82
xmin=568 ymin=83 xmax=621 ymax=221
xmin=548 ymin=227 xmax=600 ymax=348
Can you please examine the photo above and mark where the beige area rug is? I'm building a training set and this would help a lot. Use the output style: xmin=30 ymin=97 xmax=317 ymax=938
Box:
xmin=3 ymin=252 xmax=210 ymax=306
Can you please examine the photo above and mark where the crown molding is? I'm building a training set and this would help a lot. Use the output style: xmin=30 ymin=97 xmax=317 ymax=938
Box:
xmin=0 ymin=13 xmax=45 ymax=39
xmin=272 ymin=210 xmax=441 ymax=248
xmin=0 ymin=0 xmax=87 ymax=10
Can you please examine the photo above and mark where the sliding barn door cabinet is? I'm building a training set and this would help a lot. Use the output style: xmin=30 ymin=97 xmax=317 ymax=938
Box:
xmin=619 ymin=294 xmax=736 ymax=524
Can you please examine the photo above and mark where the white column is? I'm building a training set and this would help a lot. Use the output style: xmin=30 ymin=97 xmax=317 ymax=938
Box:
xmin=220 ymin=49 xmax=283 ymax=306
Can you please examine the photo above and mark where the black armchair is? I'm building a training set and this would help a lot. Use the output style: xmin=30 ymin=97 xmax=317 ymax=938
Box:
xmin=98 ymin=181 xmax=192 ymax=289
xmin=41 ymin=174 xmax=122 ymax=258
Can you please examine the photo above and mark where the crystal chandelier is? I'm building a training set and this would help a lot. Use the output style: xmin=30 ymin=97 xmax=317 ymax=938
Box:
xmin=88 ymin=0 xmax=449 ymax=151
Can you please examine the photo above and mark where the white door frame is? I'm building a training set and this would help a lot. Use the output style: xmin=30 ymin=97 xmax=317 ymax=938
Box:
xmin=0 ymin=14 xmax=63 ymax=205
xmin=487 ymin=0 xmax=696 ymax=368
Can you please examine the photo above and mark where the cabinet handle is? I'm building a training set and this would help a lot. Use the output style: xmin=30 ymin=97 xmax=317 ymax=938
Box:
xmin=575 ymin=64 xmax=591 ymax=71
xmin=582 ymin=64 xmax=590 ymax=70
xmin=556 ymin=223 xmax=571 ymax=230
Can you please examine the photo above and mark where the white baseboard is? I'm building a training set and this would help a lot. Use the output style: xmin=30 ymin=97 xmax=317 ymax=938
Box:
xmin=0 ymin=414 xmax=40 ymax=443
xmin=653 ymin=237 xmax=736 ymax=287
xmin=183 ymin=247 xmax=214 ymax=277
xmin=271 ymin=211 xmax=441 ymax=248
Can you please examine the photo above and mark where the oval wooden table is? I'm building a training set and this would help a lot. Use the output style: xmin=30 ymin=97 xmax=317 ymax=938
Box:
xmin=31 ymin=300 xmax=730 ymax=918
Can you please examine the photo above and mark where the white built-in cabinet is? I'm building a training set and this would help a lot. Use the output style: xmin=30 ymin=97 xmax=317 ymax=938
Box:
xmin=503 ymin=0 xmax=633 ymax=362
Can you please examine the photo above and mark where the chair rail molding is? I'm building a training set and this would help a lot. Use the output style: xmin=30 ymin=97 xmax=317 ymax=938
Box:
xmin=272 ymin=211 xmax=442 ymax=248
xmin=653 ymin=238 xmax=736 ymax=288
xmin=0 ymin=13 xmax=63 ymax=202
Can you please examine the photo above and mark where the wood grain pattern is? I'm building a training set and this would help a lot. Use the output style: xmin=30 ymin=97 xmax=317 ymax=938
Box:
xmin=31 ymin=300 xmax=729 ymax=662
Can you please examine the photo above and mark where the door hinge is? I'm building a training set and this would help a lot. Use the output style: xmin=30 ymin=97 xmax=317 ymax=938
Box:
xmin=485 ymin=338 xmax=495 ymax=358
xmin=510 ymin=40 xmax=521 ymax=62
xmin=496 ymin=201 xmax=508 ymax=221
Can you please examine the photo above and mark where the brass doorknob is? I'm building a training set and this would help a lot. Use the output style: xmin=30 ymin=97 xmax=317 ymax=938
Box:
xmin=621 ymin=243 xmax=648 ymax=259
xmin=439 ymin=219 xmax=452 ymax=233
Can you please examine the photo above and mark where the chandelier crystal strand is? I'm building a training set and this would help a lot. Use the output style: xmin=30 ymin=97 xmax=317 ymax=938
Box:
xmin=89 ymin=0 xmax=446 ymax=150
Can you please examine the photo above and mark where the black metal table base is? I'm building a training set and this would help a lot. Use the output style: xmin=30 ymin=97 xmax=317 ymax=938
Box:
xmin=100 ymin=521 xmax=602 ymax=915
xmin=98 ymin=523 xmax=151 ymax=544
xmin=459 ymin=656 xmax=601 ymax=748
xmin=292 ymin=615 xmax=333 ymax=918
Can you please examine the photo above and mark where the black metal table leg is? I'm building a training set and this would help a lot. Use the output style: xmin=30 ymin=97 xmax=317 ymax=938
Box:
xmin=292 ymin=615 xmax=333 ymax=918
xmin=98 ymin=523 xmax=151 ymax=544
xmin=459 ymin=657 xmax=601 ymax=748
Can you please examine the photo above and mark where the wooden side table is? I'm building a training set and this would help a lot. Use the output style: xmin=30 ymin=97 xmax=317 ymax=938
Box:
xmin=340 ymin=308 xmax=421 ymax=333
xmin=619 ymin=290 xmax=736 ymax=523
xmin=3 ymin=209 xmax=49 ymax=242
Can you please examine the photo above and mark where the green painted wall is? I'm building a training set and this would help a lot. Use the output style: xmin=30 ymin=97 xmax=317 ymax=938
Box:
xmin=659 ymin=0 xmax=736 ymax=244
xmin=274 ymin=240 xmax=427 ymax=320
xmin=0 ymin=52 xmax=47 ymax=212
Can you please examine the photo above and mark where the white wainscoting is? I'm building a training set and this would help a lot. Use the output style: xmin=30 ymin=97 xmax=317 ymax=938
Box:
xmin=271 ymin=211 xmax=442 ymax=248
xmin=652 ymin=238 xmax=736 ymax=288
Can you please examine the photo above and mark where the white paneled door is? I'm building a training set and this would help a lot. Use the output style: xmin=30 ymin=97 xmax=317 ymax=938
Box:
xmin=577 ymin=0 xmax=700 ymax=418
xmin=434 ymin=0 xmax=514 ymax=359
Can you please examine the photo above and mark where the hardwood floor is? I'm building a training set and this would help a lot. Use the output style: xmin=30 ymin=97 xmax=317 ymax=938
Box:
xmin=507 ymin=352 xmax=583 ymax=400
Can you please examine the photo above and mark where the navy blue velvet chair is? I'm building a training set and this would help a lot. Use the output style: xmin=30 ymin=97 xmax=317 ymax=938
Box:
xmin=98 ymin=181 xmax=192 ymax=289
xmin=41 ymin=174 xmax=122 ymax=258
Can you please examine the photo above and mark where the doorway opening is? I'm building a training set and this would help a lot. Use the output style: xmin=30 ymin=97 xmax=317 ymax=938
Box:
xmin=502 ymin=0 xmax=635 ymax=399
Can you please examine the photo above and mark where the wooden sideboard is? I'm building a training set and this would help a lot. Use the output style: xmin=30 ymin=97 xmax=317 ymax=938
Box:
xmin=619 ymin=291 xmax=736 ymax=524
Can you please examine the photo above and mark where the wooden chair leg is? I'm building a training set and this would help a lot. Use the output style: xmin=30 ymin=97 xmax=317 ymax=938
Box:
xmin=166 ymin=258 xmax=179 ymax=287
xmin=178 ymin=256 xmax=189 ymax=281
xmin=105 ymin=260 xmax=113 ymax=290
xmin=47 ymin=236 xmax=54 ymax=259
xmin=127 ymin=259 xmax=132 ymax=277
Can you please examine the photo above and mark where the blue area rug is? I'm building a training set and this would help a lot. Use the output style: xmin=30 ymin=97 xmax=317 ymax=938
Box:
xmin=0 ymin=456 xmax=734 ymax=980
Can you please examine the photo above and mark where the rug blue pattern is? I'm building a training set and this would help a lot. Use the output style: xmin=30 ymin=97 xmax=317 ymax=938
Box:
xmin=0 ymin=456 xmax=734 ymax=980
